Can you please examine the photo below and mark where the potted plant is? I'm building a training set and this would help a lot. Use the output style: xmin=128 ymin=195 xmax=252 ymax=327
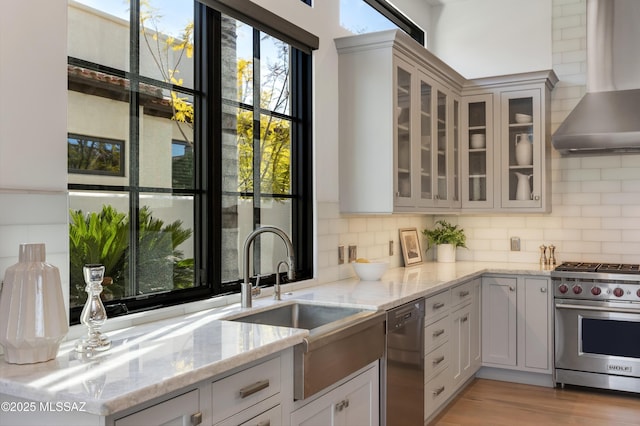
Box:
xmin=422 ymin=220 xmax=467 ymax=263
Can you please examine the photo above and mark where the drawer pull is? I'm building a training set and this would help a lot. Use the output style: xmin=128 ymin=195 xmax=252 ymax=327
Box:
xmin=191 ymin=412 xmax=203 ymax=426
xmin=433 ymin=302 xmax=445 ymax=310
xmin=256 ymin=421 xmax=270 ymax=426
xmin=432 ymin=329 xmax=445 ymax=337
xmin=459 ymin=290 xmax=470 ymax=297
xmin=239 ymin=379 xmax=270 ymax=399
xmin=432 ymin=355 xmax=445 ymax=365
xmin=433 ymin=386 xmax=445 ymax=396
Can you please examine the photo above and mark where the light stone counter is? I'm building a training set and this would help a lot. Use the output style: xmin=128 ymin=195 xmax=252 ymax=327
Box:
xmin=0 ymin=261 xmax=550 ymax=417
xmin=0 ymin=310 xmax=307 ymax=416
xmin=277 ymin=261 xmax=551 ymax=311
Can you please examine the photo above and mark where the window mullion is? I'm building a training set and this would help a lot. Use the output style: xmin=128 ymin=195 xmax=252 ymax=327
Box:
xmin=128 ymin=0 xmax=142 ymax=299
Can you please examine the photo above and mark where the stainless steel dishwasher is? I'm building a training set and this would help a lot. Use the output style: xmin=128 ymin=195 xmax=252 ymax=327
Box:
xmin=383 ymin=298 xmax=425 ymax=426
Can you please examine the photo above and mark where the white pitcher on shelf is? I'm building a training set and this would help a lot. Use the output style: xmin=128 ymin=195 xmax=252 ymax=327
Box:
xmin=515 ymin=133 xmax=533 ymax=165
xmin=514 ymin=172 xmax=533 ymax=200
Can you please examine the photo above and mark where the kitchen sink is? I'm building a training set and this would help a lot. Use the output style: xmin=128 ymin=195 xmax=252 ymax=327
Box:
xmin=228 ymin=301 xmax=385 ymax=400
xmin=228 ymin=302 xmax=367 ymax=331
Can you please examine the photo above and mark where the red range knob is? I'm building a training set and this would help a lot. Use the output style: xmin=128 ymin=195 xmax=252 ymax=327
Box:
xmin=558 ymin=284 xmax=569 ymax=294
xmin=613 ymin=288 xmax=624 ymax=298
xmin=591 ymin=287 xmax=602 ymax=296
xmin=637 ymin=289 xmax=640 ymax=298
xmin=572 ymin=285 xmax=582 ymax=295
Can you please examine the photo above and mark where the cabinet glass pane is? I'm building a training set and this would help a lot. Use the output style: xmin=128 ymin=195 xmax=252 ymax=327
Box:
xmin=468 ymin=101 xmax=487 ymax=201
xmin=507 ymin=97 xmax=534 ymax=201
xmin=453 ymin=99 xmax=459 ymax=201
xmin=420 ymin=80 xmax=432 ymax=201
xmin=396 ymin=67 xmax=411 ymax=198
xmin=437 ymin=91 xmax=447 ymax=200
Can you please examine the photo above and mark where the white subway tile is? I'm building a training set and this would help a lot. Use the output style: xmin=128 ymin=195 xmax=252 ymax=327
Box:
xmin=581 ymin=229 xmax=622 ymax=242
xmin=580 ymin=180 xmax=621 ymax=193
xmin=348 ymin=217 xmax=367 ymax=233
xmin=602 ymin=193 xmax=639 ymax=205
xmin=581 ymin=205 xmax=621 ymax=217
xmin=602 ymin=167 xmax=640 ymax=180
xmin=563 ymin=192 xmax=601 ymax=205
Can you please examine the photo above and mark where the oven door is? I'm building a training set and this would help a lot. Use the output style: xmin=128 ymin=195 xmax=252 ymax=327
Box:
xmin=555 ymin=298 xmax=640 ymax=378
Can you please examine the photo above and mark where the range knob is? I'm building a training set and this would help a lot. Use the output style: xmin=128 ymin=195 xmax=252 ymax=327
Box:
xmin=613 ymin=288 xmax=624 ymax=298
xmin=558 ymin=284 xmax=569 ymax=294
xmin=572 ymin=285 xmax=583 ymax=295
xmin=591 ymin=286 xmax=602 ymax=296
xmin=637 ymin=289 xmax=640 ymax=298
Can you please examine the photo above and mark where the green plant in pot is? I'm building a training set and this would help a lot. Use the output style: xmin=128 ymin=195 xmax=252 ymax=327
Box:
xmin=422 ymin=220 xmax=467 ymax=263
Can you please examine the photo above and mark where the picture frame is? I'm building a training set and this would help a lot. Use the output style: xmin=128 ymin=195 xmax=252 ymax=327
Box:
xmin=399 ymin=227 xmax=423 ymax=266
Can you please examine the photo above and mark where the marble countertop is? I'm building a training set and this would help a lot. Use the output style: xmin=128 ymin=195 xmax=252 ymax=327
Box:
xmin=0 ymin=261 xmax=550 ymax=416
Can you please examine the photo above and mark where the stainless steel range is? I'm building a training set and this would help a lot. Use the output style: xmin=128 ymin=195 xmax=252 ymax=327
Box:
xmin=552 ymin=262 xmax=640 ymax=394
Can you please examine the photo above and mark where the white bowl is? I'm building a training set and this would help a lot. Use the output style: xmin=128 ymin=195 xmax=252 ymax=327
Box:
xmin=470 ymin=134 xmax=486 ymax=149
xmin=515 ymin=113 xmax=532 ymax=124
xmin=351 ymin=261 xmax=389 ymax=281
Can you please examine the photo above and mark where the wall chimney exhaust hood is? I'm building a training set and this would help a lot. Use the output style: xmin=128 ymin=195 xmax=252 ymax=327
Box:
xmin=552 ymin=0 xmax=640 ymax=154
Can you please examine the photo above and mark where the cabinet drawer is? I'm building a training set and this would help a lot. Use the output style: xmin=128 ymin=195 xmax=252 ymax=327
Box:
xmin=115 ymin=389 xmax=199 ymax=426
xmin=424 ymin=342 xmax=449 ymax=381
xmin=451 ymin=281 xmax=473 ymax=308
xmin=424 ymin=316 xmax=449 ymax=354
xmin=239 ymin=405 xmax=281 ymax=426
xmin=424 ymin=367 xmax=451 ymax=419
xmin=212 ymin=357 xmax=281 ymax=424
xmin=425 ymin=291 xmax=450 ymax=323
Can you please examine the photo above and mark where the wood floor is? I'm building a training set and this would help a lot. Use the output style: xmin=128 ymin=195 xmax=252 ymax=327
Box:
xmin=431 ymin=379 xmax=640 ymax=426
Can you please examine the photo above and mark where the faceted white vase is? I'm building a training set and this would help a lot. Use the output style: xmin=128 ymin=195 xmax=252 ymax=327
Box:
xmin=0 ymin=243 xmax=68 ymax=364
xmin=436 ymin=244 xmax=456 ymax=263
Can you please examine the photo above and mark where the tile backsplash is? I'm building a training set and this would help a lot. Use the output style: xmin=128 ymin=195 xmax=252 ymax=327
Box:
xmin=0 ymin=191 xmax=70 ymax=311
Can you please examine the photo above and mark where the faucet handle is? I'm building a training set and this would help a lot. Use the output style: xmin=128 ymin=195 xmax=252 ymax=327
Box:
xmin=252 ymin=274 xmax=263 ymax=297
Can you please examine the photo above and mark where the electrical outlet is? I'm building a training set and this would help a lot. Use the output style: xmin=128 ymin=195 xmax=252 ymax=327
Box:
xmin=338 ymin=245 xmax=345 ymax=264
xmin=510 ymin=237 xmax=521 ymax=251
xmin=348 ymin=245 xmax=357 ymax=263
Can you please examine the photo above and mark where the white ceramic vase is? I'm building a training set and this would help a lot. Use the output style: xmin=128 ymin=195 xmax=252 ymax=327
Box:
xmin=0 ymin=243 xmax=68 ymax=364
xmin=436 ymin=244 xmax=456 ymax=263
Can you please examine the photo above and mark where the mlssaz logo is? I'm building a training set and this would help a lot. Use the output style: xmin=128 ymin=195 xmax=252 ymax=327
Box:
xmin=607 ymin=364 xmax=632 ymax=373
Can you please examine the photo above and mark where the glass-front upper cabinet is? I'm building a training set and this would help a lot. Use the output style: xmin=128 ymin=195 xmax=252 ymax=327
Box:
xmin=436 ymin=90 xmax=448 ymax=203
xmin=462 ymin=94 xmax=494 ymax=208
xmin=395 ymin=59 xmax=413 ymax=207
xmin=452 ymin=98 xmax=461 ymax=207
xmin=501 ymin=89 xmax=541 ymax=208
xmin=418 ymin=78 xmax=433 ymax=205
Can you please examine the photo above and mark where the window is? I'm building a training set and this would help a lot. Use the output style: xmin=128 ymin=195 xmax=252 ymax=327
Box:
xmin=67 ymin=0 xmax=313 ymax=323
xmin=68 ymin=134 xmax=125 ymax=176
xmin=340 ymin=0 xmax=424 ymax=45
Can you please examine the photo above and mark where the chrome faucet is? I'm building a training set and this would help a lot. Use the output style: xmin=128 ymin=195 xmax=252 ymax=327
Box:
xmin=242 ymin=226 xmax=295 ymax=308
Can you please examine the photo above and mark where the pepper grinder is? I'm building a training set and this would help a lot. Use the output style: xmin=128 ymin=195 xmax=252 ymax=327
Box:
xmin=548 ymin=244 xmax=556 ymax=266
xmin=539 ymin=245 xmax=548 ymax=266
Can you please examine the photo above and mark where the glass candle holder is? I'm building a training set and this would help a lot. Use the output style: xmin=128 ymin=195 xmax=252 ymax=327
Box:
xmin=75 ymin=264 xmax=111 ymax=353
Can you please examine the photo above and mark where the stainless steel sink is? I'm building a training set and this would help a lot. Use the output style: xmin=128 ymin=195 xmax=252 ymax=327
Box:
xmin=228 ymin=302 xmax=367 ymax=331
xmin=228 ymin=302 xmax=385 ymax=400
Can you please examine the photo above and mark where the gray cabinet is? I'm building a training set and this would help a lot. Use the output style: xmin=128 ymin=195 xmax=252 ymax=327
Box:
xmin=335 ymin=29 xmax=464 ymax=214
xmin=114 ymin=390 xmax=200 ymax=426
xmin=290 ymin=362 xmax=379 ymax=426
xmin=423 ymin=278 xmax=481 ymax=423
xmin=481 ymin=275 xmax=552 ymax=373
xmin=462 ymin=71 xmax=558 ymax=212
xmin=450 ymin=278 xmax=481 ymax=388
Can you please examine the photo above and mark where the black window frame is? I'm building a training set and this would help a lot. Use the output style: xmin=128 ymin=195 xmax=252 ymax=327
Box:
xmin=362 ymin=0 xmax=425 ymax=45
xmin=67 ymin=1 xmax=314 ymax=323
